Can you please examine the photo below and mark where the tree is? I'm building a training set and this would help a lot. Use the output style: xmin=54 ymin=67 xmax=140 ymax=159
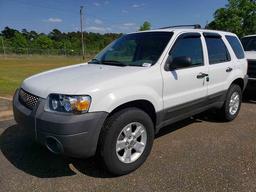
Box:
xmin=21 ymin=29 xmax=29 ymax=39
xmin=207 ymin=0 xmax=256 ymax=37
xmin=1 ymin=27 xmax=18 ymax=39
xmin=28 ymin=30 xmax=39 ymax=41
xmin=32 ymin=35 xmax=53 ymax=50
xmin=11 ymin=32 xmax=28 ymax=49
xmin=139 ymin=21 xmax=151 ymax=31
xmin=49 ymin=29 xmax=63 ymax=41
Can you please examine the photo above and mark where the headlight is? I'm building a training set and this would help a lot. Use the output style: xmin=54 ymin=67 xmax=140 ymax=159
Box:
xmin=48 ymin=94 xmax=91 ymax=113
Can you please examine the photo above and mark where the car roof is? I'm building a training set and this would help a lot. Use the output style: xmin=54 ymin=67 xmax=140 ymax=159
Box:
xmin=129 ymin=28 xmax=237 ymax=36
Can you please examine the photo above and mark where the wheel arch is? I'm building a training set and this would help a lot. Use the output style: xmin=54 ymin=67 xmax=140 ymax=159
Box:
xmin=231 ymin=78 xmax=244 ymax=91
xmin=107 ymin=99 xmax=157 ymax=128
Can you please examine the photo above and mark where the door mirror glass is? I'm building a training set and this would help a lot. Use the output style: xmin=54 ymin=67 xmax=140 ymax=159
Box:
xmin=167 ymin=56 xmax=192 ymax=70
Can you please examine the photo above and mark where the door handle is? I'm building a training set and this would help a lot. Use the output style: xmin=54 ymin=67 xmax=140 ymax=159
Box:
xmin=226 ymin=67 xmax=233 ymax=72
xmin=197 ymin=72 xmax=208 ymax=79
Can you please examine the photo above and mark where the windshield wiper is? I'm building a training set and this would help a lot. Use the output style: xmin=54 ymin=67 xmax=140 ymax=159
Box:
xmin=88 ymin=58 xmax=101 ymax=64
xmin=88 ymin=59 xmax=127 ymax=67
xmin=101 ymin=60 xmax=127 ymax=67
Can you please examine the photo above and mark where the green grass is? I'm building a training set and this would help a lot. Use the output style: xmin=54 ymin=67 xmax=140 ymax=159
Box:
xmin=0 ymin=55 xmax=93 ymax=97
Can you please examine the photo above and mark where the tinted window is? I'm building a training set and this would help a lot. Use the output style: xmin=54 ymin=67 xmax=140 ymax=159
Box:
xmin=205 ymin=37 xmax=231 ymax=64
xmin=169 ymin=35 xmax=204 ymax=68
xmin=226 ymin=35 xmax=245 ymax=59
xmin=241 ymin=37 xmax=256 ymax=51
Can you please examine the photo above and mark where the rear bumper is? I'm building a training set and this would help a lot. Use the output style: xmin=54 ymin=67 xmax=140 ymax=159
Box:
xmin=13 ymin=89 xmax=108 ymax=158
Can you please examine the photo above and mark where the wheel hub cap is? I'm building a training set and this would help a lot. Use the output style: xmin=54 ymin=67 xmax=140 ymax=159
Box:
xmin=229 ymin=92 xmax=240 ymax=115
xmin=116 ymin=122 xmax=147 ymax=164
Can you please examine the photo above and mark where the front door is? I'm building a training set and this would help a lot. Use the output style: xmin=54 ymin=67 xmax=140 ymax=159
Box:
xmin=161 ymin=33 xmax=208 ymax=122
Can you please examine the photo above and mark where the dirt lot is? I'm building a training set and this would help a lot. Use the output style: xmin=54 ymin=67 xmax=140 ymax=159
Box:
xmin=0 ymin=92 xmax=256 ymax=192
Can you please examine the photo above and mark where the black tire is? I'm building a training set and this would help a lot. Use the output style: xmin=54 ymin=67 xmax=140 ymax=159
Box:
xmin=219 ymin=84 xmax=242 ymax=121
xmin=98 ymin=107 xmax=154 ymax=176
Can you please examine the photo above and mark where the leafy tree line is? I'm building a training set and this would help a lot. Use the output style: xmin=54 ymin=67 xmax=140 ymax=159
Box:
xmin=207 ymin=0 xmax=256 ymax=37
xmin=0 ymin=27 xmax=122 ymax=55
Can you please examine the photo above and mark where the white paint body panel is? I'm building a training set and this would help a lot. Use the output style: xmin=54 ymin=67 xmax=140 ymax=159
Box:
xmin=161 ymin=65 xmax=208 ymax=108
xmin=245 ymin=51 xmax=256 ymax=60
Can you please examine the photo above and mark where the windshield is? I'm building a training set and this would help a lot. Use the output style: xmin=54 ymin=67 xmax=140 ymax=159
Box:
xmin=241 ymin=36 xmax=256 ymax=51
xmin=89 ymin=32 xmax=173 ymax=67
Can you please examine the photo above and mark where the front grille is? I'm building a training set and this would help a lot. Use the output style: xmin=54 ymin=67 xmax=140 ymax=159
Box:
xmin=19 ymin=89 xmax=39 ymax=110
xmin=248 ymin=60 xmax=256 ymax=78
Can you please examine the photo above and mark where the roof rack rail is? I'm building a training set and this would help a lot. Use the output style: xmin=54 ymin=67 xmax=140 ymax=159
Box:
xmin=159 ymin=24 xmax=202 ymax=29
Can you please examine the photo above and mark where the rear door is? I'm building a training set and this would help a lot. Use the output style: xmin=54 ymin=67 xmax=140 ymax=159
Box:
xmin=203 ymin=33 xmax=233 ymax=96
xmin=225 ymin=35 xmax=247 ymax=79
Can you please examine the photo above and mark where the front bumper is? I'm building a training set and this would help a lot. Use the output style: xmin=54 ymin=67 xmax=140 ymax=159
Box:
xmin=13 ymin=89 xmax=108 ymax=158
xmin=246 ymin=77 xmax=256 ymax=90
xmin=244 ymin=75 xmax=249 ymax=91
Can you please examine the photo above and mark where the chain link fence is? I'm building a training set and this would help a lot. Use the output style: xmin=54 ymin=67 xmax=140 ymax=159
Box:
xmin=0 ymin=47 xmax=98 ymax=57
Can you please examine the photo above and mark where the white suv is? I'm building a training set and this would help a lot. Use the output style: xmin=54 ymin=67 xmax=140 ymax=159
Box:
xmin=241 ymin=35 xmax=256 ymax=90
xmin=13 ymin=25 xmax=248 ymax=175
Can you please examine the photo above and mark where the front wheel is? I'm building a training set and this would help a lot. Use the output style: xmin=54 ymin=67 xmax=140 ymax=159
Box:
xmin=219 ymin=84 xmax=242 ymax=121
xmin=98 ymin=108 xmax=154 ymax=176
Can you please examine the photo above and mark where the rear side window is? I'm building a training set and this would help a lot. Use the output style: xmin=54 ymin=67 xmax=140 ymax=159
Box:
xmin=226 ymin=35 xmax=245 ymax=59
xmin=205 ymin=37 xmax=231 ymax=64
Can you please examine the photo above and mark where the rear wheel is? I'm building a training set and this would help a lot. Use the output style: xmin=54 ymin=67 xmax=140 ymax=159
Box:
xmin=219 ymin=84 xmax=242 ymax=121
xmin=98 ymin=108 xmax=154 ymax=175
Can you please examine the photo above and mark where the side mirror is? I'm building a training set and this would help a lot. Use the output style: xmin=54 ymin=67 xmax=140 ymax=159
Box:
xmin=166 ymin=56 xmax=192 ymax=70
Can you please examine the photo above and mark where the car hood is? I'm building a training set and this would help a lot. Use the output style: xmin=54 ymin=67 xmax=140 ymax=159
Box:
xmin=245 ymin=51 xmax=256 ymax=60
xmin=22 ymin=63 xmax=146 ymax=98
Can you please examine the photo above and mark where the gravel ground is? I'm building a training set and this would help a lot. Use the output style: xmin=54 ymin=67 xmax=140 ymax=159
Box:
xmin=0 ymin=93 xmax=256 ymax=192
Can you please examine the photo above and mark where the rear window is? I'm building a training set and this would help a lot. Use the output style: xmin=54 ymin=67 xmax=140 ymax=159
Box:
xmin=226 ymin=35 xmax=245 ymax=59
xmin=205 ymin=37 xmax=231 ymax=64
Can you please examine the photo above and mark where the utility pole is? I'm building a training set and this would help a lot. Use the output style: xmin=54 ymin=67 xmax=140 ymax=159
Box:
xmin=205 ymin=20 xmax=209 ymax=29
xmin=1 ymin=36 xmax=6 ymax=57
xmin=80 ymin=6 xmax=85 ymax=60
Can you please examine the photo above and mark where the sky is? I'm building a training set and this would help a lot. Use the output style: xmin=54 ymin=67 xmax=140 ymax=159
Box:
xmin=0 ymin=0 xmax=228 ymax=34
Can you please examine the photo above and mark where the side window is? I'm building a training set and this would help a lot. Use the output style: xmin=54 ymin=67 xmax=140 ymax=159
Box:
xmin=169 ymin=34 xmax=204 ymax=68
xmin=242 ymin=37 xmax=256 ymax=51
xmin=226 ymin=35 xmax=245 ymax=59
xmin=205 ymin=37 xmax=231 ymax=64
xmin=241 ymin=37 xmax=250 ymax=49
